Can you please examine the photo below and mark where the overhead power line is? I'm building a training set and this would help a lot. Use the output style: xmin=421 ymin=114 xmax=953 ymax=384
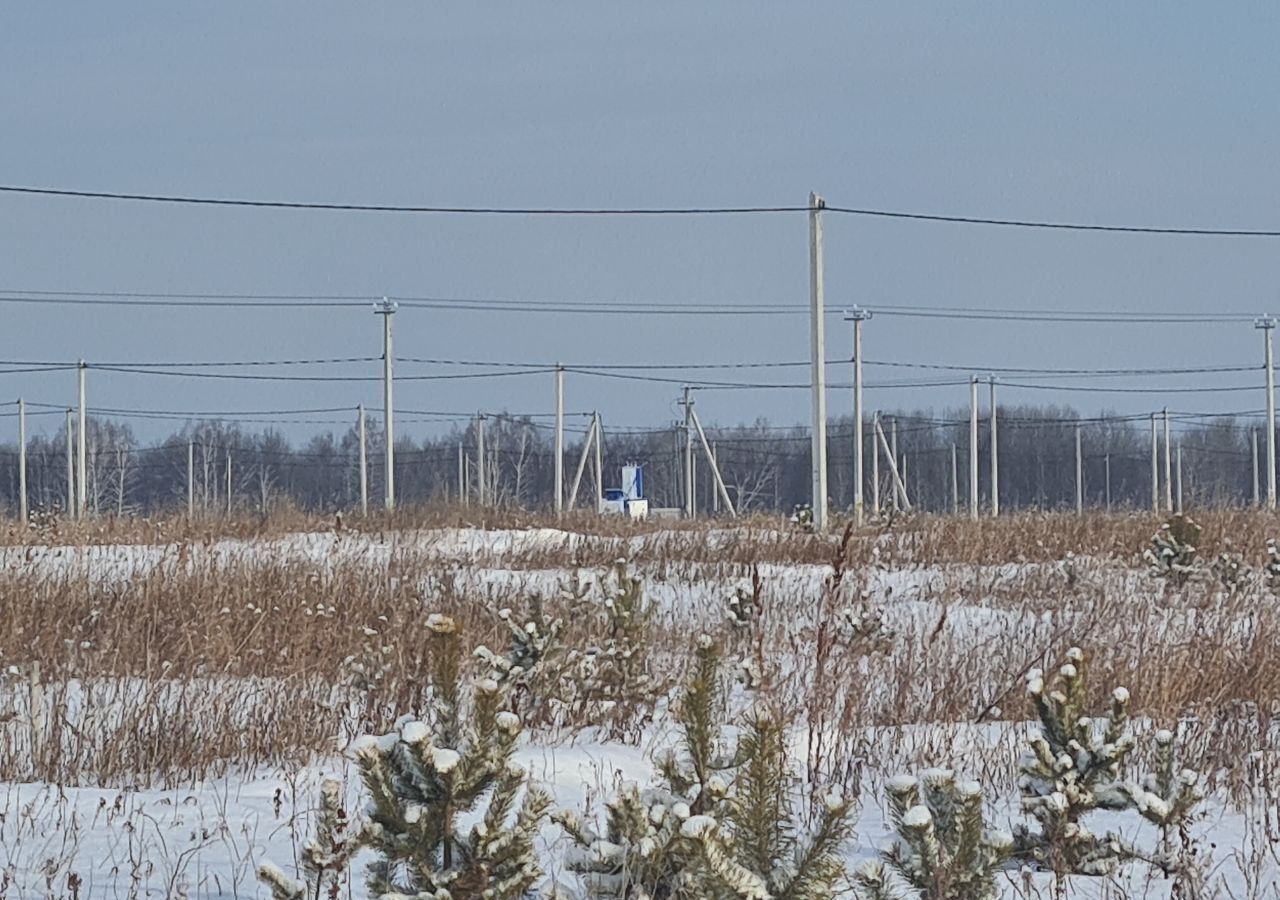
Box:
xmin=0 ymin=289 xmax=1268 ymax=323
xmin=9 ymin=183 xmax=1280 ymax=236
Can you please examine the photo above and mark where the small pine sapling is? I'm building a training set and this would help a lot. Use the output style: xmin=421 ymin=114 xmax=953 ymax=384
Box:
xmin=1015 ymin=648 xmax=1137 ymax=876
xmin=257 ymin=778 xmax=362 ymax=900
xmin=855 ymin=770 xmax=1011 ymax=900
xmin=1126 ymin=727 xmax=1204 ymax=876
xmin=1265 ymin=539 xmax=1280 ymax=593
xmin=561 ymin=560 xmax=657 ymax=736
xmin=1143 ymin=515 xmax=1203 ymax=585
xmin=1210 ymin=540 xmax=1246 ymax=592
xmin=716 ymin=707 xmax=854 ymax=900
xmin=555 ymin=635 xmax=732 ymax=899
xmin=353 ymin=614 xmax=550 ymax=900
xmin=556 ymin=636 xmax=856 ymax=900
xmin=474 ymin=594 xmax=565 ymax=722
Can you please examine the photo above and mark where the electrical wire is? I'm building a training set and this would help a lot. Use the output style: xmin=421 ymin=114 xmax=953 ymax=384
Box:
xmin=9 ymin=184 xmax=1280 ymax=237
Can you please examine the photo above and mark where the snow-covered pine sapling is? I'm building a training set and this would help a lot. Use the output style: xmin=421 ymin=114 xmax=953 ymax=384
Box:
xmin=474 ymin=594 xmax=565 ymax=723
xmin=1143 ymin=515 xmax=1203 ymax=585
xmin=710 ymin=707 xmax=854 ymax=900
xmin=854 ymin=770 xmax=1012 ymax=900
xmin=556 ymin=635 xmax=856 ymax=900
xmin=1126 ymin=727 xmax=1203 ymax=871
xmin=561 ymin=559 xmax=657 ymax=736
xmin=353 ymin=613 xmax=551 ymax=900
xmin=1265 ymin=539 xmax=1280 ymax=593
xmin=555 ymin=635 xmax=732 ymax=899
xmin=257 ymin=778 xmax=362 ymax=900
xmin=1014 ymin=648 xmax=1137 ymax=876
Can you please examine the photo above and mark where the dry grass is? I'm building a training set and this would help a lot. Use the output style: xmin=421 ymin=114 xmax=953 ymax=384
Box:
xmin=0 ymin=508 xmax=1276 ymax=815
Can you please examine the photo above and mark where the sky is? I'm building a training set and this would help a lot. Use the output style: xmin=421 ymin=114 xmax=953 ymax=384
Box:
xmin=3 ymin=3 xmax=1280 ymax=444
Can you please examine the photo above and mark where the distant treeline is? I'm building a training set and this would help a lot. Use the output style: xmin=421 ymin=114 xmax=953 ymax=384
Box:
xmin=0 ymin=405 xmax=1264 ymax=517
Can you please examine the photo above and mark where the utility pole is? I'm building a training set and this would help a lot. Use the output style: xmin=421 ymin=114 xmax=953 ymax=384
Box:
xmin=681 ymin=387 xmax=695 ymax=519
xmin=554 ymin=364 xmax=565 ymax=517
xmin=871 ymin=412 xmax=881 ymax=516
xmin=187 ymin=440 xmax=195 ymax=517
xmin=1105 ymin=453 xmax=1112 ymax=512
xmin=476 ymin=414 xmax=487 ymax=506
xmin=16 ymin=400 xmax=27 ymax=525
xmin=65 ymin=409 xmax=75 ymax=518
xmin=358 ymin=405 xmax=369 ymax=516
xmin=712 ymin=441 xmax=720 ymax=515
xmin=808 ymin=191 xmax=828 ymax=532
xmin=969 ymin=376 xmax=979 ymax=521
xmin=226 ymin=449 xmax=233 ymax=516
xmin=1075 ymin=424 xmax=1084 ymax=515
xmin=1150 ymin=413 xmax=1159 ymax=513
xmin=951 ymin=443 xmax=959 ymax=515
xmin=1163 ymin=408 xmax=1173 ymax=513
xmin=890 ymin=417 xmax=900 ymax=513
xmin=77 ymin=361 xmax=87 ymax=518
xmin=989 ymin=376 xmax=999 ymax=517
xmin=593 ymin=412 xmax=604 ymax=511
xmin=844 ymin=307 xmax=871 ymax=525
xmin=458 ymin=442 xmax=467 ymax=507
xmin=1253 ymin=429 xmax=1261 ymax=507
xmin=1176 ymin=444 xmax=1184 ymax=514
xmin=1258 ymin=316 xmax=1277 ymax=509
xmin=376 ymin=298 xmax=397 ymax=511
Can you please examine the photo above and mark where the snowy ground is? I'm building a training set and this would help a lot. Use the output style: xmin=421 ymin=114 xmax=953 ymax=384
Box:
xmin=2 ymin=526 xmax=1276 ymax=897
xmin=1 ymin=744 xmax=1273 ymax=899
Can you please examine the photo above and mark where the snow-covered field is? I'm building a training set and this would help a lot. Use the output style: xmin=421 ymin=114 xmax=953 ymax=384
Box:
xmin=1 ymin=524 xmax=1276 ymax=898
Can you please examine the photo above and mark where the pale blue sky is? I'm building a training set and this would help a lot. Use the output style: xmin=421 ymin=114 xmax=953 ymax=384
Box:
xmin=3 ymin=3 xmax=1280 ymax=439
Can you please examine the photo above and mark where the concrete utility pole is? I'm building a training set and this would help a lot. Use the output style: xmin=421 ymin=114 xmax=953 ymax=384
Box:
xmin=682 ymin=387 xmax=695 ymax=519
xmin=554 ymin=364 xmax=565 ymax=517
xmin=890 ymin=418 xmax=900 ymax=513
xmin=358 ymin=405 xmax=369 ymax=516
xmin=1075 ymin=424 xmax=1084 ymax=515
xmin=844 ymin=307 xmax=871 ymax=526
xmin=989 ymin=376 xmax=999 ymax=517
xmin=1176 ymin=444 xmax=1184 ymax=514
xmin=16 ymin=400 xmax=27 ymax=524
xmin=187 ymin=440 xmax=195 ymax=517
xmin=690 ymin=406 xmax=737 ymax=517
xmin=711 ymin=441 xmax=720 ymax=514
xmin=77 ymin=361 xmax=87 ymax=518
xmin=808 ymin=191 xmax=828 ymax=532
xmin=476 ymin=415 xmax=487 ymax=506
xmin=871 ymin=412 xmax=881 ymax=516
xmin=969 ymin=376 xmax=979 ymax=521
xmin=65 ymin=409 xmax=75 ymax=517
xmin=458 ymin=443 xmax=466 ymax=507
xmin=1253 ymin=429 xmax=1261 ymax=507
xmin=1150 ymin=413 xmax=1159 ymax=513
xmin=951 ymin=443 xmax=959 ymax=515
xmin=376 ymin=298 xmax=397 ymax=511
xmin=226 ymin=449 xmax=233 ymax=516
xmin=1258 ymin=316 xmax=1277 ymax=509
xmin=1163 ymin=408 xmax=1173 ymax=513
xmin=1105 ymin=453 xmax=1112 ymax=512
xmin=592 ymin=411 xmax=603 ymax=511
